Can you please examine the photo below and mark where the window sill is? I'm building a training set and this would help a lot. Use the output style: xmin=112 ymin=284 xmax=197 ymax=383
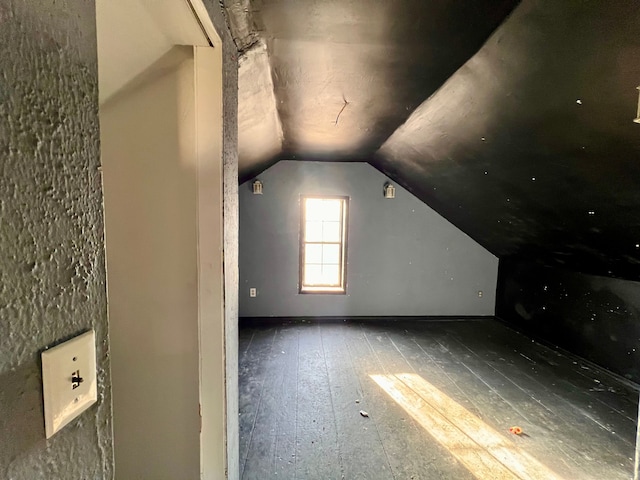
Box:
xmin=299 ymin=286 xmax=346 ymax=295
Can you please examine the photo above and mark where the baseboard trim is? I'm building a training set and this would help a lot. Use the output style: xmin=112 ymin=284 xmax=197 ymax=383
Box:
xmin=239 ymin=315 xmax=494 ymax=327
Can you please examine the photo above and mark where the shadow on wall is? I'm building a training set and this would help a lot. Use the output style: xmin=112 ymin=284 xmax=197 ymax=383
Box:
xmin=0 ymin=361 xmax=45 ymax=471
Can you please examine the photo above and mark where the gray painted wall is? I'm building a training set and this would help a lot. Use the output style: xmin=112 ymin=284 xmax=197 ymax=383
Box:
xmin=239 ymin=161 xmax=498 ymax=317
xmin=0 ymin=1 xmax=113 ymax=479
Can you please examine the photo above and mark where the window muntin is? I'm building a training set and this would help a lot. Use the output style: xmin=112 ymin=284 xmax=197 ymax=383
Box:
xmin=300 ymin=196 xmax=348 ymax=293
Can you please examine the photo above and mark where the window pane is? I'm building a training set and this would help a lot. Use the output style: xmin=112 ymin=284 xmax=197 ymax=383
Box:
xmin=305 ymin=199 xmax=325 ymax=221
xmin=322 ymin=265 xmax=340 ymax=285
xmin=300 ymin=196 xmax=347 ymax=292
xmin=305 ymin=244 xmax=322 ymax=264
xmin=304 ymin=265 xmax=323 ymax=285
xmin=322 ymin=244 xmax=340 ymax=264
xmin=322 ymin=221 xmax=340 ymax=242
xmin=321 ymin=200 xmax=342 ymax=221
xmin=305 ymin=221 xmax=323 ymax=241
xmin=305 ymin=198 xmax=342 ymax=222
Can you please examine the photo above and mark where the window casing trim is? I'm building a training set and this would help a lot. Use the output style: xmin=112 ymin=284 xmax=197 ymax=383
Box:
xmin=298 ymin=195 xmax=349 ymax=295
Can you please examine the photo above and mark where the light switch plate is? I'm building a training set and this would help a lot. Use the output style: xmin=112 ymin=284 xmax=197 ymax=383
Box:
xmin=42 ymin=330 xmax=98 ymax=439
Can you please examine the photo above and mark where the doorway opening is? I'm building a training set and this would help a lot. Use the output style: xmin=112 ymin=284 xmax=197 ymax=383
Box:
xmin=96 ymin=1 xmax=237 ymax=478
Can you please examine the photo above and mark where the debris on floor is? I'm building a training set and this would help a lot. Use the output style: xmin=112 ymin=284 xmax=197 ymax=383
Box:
xmin=509 ymin=426 xmax=523 ymax=435
xmin=359 ymin=410 xmax=369 ymax=418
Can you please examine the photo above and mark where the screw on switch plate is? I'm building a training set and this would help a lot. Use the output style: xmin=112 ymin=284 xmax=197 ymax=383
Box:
xmin=249 ymin=288 xmax=257 ymax=297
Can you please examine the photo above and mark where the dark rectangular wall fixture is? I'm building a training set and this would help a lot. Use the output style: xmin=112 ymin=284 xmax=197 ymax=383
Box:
xmin=496 ymin=259 xmax=640 ymax=384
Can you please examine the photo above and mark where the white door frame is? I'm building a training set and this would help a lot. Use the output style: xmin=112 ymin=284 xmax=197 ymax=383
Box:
xmin=98 ymin=0 xmax=237 ymax=477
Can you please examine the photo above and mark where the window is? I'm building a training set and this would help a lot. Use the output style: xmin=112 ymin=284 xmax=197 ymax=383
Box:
xmin=300 ymin=196 xmax=348 ymax=293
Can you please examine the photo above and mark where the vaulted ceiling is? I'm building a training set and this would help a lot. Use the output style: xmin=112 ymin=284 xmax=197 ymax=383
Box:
xmin=226 ymin=0 xmax=640 ymax=281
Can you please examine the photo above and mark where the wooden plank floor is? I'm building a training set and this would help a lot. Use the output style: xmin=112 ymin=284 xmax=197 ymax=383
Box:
xmin=238 ymin=319 xmax=638 ymax=480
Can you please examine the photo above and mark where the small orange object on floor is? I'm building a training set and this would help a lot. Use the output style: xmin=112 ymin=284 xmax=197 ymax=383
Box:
xmin=509 ymin=426 xmax=523 ymax=435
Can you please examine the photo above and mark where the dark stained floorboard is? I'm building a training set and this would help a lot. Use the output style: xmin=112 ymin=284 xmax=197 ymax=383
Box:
xmin=442 ymin=322 xmax=638 ymax=451
xmin=295 ymin=324 xmax=341 ymax=479
xmin=383 ymin=327 xmax=524 ymax=438
xmin=239 ymin=319 xmax=638 ymax=480
xmin=239 ymin=327 xmax=275 ymax=478
xmin=240 ymin=326 xmax=299 ymax=479
xmin=429 ymin=324 xmax=630 ymax=479
xmin=320 ymin=324 xmax=394 ymax=480
xmin=355 ymin=323 xmax=476 ymax=480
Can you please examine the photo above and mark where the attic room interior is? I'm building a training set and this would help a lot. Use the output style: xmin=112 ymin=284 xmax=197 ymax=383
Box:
xmin=233 ymin=0 xmax=640 ymax=479
xmin=1 ymin=1 xmax=640 ymax=480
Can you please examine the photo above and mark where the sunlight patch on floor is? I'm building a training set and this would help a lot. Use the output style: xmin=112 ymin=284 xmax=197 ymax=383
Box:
xmin=370 ymin=373 xmax=564 ymax=480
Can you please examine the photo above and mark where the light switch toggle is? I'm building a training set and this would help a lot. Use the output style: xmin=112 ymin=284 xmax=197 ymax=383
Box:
xmin=71 ymin=371 xmax=84 ymax=389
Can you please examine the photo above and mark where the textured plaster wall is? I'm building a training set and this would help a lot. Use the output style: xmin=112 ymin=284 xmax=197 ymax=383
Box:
xmin=240 ymin=161 xmax=498 ymax=317
xmin=0 ymin=1 xmax=113 ymax=479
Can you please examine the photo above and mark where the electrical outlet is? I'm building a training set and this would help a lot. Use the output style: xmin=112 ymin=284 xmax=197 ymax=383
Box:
xmin=478 ymin=291 xmax=483 ymax=298
xmin=249 ymin=288 xmax=257 ymax=297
